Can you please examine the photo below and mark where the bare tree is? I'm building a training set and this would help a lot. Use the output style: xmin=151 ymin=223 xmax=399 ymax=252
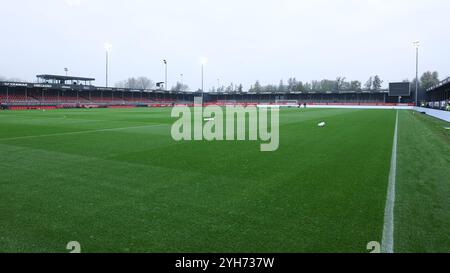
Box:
xmin=364 ymin=77 xmax=373 ymax=90
xmin=350 ymin=81 xmax=362 ymax=90
xmin=372 ymin=75 xmax=383 ymax=90
xmin=171 ymin=82 xmax=189 ymax=91
xmin=115 ymin=77 xmax=155 ymax=89
xmin=420 ymin=71 xmax=440 ymax=90
xmin=336 ymin=77 xmax=346 ymax=91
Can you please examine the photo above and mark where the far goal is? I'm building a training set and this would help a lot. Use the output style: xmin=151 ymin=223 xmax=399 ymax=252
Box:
xmin=217 ymin=100 xmax=237 ymax=105
xmin=275 ymin=100 xmax=299 ymax=107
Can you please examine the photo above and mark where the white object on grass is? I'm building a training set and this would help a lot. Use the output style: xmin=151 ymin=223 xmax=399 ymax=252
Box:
xmin=318 ymin=122 xmax=326 ymax=127
xmin=204 ymin=118 xmax=215 ymax=121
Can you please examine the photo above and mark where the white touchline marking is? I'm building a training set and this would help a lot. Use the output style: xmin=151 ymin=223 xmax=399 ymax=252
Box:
xmin=0 ymin=124 xmax=166 ymax=141
xmin=382 ymin=110 xmax=398 ymax=253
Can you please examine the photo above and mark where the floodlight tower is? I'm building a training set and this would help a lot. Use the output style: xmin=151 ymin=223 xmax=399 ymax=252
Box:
xmin=163 ymin=59 xmax=168 ymax=90
xmin=413 ymin=41 xmax=420 ymax=106
xmin=64 ymin=68 xmax=68 ymax=76
xmin=200 ymin=57 xmax=208 ymax=91
xmin=104 ymin=43 xmax=113 ymax=87
xmin=200 ymin=57 xmax=208 ymax=106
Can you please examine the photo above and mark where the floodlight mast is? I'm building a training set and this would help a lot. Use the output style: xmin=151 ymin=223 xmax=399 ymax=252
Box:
xmin=104 ymin=43 xmax=112 ymax=87
xmin=413 ymin=41 xmax=420 ymax=106
xmin=163 ymin=60 xmax=168 ymax=91
xmin=200 ymin=57 xmax=207 ymax=106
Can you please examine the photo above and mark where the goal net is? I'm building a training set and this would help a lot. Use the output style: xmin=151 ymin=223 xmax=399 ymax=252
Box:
xmin=275 ymin=100 xmax=299 ymax=107
xmin=217 ymin=100 xmax=237 ymax=105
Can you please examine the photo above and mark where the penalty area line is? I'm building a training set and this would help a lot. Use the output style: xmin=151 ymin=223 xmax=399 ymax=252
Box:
xmin=381 ymin=110 xmax=399 ymax=253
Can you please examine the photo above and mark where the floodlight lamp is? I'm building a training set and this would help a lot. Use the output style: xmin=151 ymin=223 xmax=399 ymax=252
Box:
xmin=104 ymin=43 xmax=113 ymax=52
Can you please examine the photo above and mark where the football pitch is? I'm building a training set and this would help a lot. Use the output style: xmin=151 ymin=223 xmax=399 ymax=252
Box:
xmin=0 ymin=108 xmax=448 ymax=253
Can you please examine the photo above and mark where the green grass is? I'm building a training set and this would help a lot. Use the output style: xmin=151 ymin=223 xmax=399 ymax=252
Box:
xmin=395 ymin=111 xmax=450 ymax=252
xmin=0 ymin=107 xmax=448 ymax=253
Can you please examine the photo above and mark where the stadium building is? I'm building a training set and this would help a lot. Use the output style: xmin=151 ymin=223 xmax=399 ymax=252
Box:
xmin=3 ymin=73 xmax=448 ymax=110
xmin=426 ymin=77 xmax=450 ymax=110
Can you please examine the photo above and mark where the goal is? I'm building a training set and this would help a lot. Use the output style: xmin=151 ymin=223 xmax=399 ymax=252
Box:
xmin=275 ymin=100 xmax=299 ymax=107
xmin=217 ymin=100 xmax=237 ymax=105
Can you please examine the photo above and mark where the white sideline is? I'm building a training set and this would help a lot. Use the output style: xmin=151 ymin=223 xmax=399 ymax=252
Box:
xmin=0 ymin=124 xmax=165 ymax=141
xmin=308 ymin=105 xmax=413 ymax=110
xmin=381 ymin=110 xmax=399 ymax=253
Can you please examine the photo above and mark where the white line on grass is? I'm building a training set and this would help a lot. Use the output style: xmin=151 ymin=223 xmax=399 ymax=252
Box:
xmin=381 ymin=110 xmax=399 ymax=253
xmin=0 ymin=124 xmax=166 ymax=141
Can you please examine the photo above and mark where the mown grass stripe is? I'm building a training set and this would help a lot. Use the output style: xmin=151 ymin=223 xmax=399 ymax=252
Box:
xmin=0 ymin=124 xmax=165 ymax=141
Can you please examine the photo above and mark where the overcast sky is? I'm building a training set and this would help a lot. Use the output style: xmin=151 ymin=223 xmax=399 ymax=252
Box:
xmin=1 ymin=0 xmax=449 ymax=90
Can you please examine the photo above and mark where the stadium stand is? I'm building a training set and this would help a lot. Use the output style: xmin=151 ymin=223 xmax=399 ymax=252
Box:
xmin=426 ymin=77 xmax=450 ymax=111
xmin=0 ymin=74 xmax=418 ymax=110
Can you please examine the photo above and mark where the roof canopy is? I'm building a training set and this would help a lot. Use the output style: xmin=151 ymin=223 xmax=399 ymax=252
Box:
xmin=36 ymin=74 xmax=95 ymax=82
xmin=427 ymin=77 xmax=450 ymax=92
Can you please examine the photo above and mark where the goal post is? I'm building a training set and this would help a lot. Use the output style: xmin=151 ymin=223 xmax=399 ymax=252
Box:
xmin=275 ymin=100 xmax=299 ymax=107
xmin=217 ymin=100 xmax=237 ymax=105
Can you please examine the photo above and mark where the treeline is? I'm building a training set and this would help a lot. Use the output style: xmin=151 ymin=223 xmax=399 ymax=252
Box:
xmin=410 ymin=71 xmax=440 ymax=91
xmin=209 ymin=84 xmax=244 ymax=93
xmin=1 ymin=72 xmax=443 ymax=93
xmin=0 ymin=75 xmax=25 ymax=82
xmin=247 ymin=76 xmax=384 ymax=93
xmin=215 ymin=71 xmax=440 ymax=93
xmin=114 ymin=71 xmax=441 ymax=93
xmin=115 ymin=77 xmax=155 ymax=89
xmin=115 ymin=77 xmax=189 ymax=91
xmin=207 ymin=75 xmax=384 ymax=93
